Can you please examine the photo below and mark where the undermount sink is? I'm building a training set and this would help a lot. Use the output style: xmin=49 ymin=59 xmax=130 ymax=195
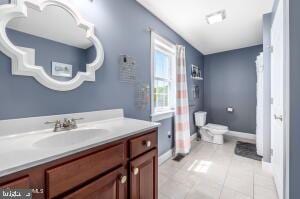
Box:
xmin=33 ymin=129 xmax=109 ymax=148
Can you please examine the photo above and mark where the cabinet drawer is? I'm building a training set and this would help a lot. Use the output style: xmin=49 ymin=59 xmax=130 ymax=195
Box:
xmin=130 ymin=131 xmax=157 ymax=158
xmin=65 ymin=166 xmax=127 ymax=199
xmin=46 ymin=143 xmax=125 ymax=198
xmin=0 ymin=176 xmax=30 ymax=189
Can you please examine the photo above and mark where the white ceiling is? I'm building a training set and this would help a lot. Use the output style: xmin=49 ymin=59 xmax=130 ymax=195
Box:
xmin=7 ymin=5 xmax=92 ymax=49
xmin=137 ymin=0 xmax=274 ymax=55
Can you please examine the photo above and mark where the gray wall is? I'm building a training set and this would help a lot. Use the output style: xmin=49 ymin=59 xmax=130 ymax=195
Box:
xmin=263 ymin=13 xmax=272 ymax=162
xmin=203 ymin=45 xmax=263 ymax=134
xmin=0 ymin=0 xmax=204 ymax=156
xmin=289 ymin=0 xmax=300 ymax=198
xmin=0 ymin=0 xmax=9 ymax=4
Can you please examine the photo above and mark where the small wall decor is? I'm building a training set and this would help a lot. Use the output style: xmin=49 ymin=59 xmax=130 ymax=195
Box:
xmin=191 ymin=65 xmax=203 ymax=80
xmin=52 ymin=62 xmax=72 ymax=78
xmin=135 ymin=82 xmax=150 ymax=110
xmin=119 ymin=55 xmax=137 ymax=83
xmin=192 ymin=85 xmax=200 ymax=99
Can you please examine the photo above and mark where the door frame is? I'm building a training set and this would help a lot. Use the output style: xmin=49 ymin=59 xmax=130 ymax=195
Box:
xmin=271 ymin=0 xmax=290 ymax=198
xmin=283 ymin=0 xmax=290 ymax=198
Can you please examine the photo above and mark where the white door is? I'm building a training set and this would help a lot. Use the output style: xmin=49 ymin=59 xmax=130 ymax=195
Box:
xmin=271 ymin=0 xmax=284 ymax=198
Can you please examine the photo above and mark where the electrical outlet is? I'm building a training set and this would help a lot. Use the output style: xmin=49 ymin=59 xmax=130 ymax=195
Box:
xmin=168 ymin=131 xmax=172 ymax=138
xmin=227 ymin=107 xmax=234 ymax=112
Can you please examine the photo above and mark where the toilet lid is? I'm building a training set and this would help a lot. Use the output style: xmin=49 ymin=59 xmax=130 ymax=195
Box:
xmin=205 ymin=123 xmax=228 ymax=130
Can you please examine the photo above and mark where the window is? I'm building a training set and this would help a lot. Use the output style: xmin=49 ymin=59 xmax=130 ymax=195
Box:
xmin=151 ymin=32 xmax=176 ymax=121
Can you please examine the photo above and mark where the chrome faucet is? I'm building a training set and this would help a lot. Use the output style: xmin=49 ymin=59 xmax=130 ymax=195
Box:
xmin=45 ymin=118 xmax=84 ymax=132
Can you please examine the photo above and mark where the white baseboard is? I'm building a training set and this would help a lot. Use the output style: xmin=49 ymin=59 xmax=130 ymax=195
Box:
xmin=226 ymin=131 xmax=256 ymax=140
xmin=158 ymin=149 xmax=173 ymax=165
xmin=191 ymin=133 xmax=197 ymax=141
xmin=158 ymin=134 xmax=197 ymax=165
xmin=262 ymin=161 xmax=273 ymax=174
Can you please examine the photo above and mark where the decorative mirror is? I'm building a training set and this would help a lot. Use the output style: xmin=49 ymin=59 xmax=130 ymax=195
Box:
xmin=0 ymin=0 xmax=104 ymax=91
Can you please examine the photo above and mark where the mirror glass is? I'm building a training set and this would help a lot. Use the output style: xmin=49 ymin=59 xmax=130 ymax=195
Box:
xmin=6 ymin=5 xmax=96 ymax=81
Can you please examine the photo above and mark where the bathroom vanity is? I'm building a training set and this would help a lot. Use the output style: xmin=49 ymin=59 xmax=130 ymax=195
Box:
xmin=0 ymin=0 xmax=160 ymax=197
xmin=0 ymin=109 xmax=160 ymax=199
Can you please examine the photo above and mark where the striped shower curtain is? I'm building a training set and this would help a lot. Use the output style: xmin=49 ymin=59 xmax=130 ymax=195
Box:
xmin=175 ymin=45 xmax=191 ymax=155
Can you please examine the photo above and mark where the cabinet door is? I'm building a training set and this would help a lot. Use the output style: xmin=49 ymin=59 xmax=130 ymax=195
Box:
xmin=65 ymin=167 xmax=127 ymax=199
xmin=130 ymin=149 xmax=158 ymax=199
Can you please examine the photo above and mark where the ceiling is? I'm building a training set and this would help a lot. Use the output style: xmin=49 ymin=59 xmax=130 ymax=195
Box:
xmin=137 ymin=0 xmax=274 ymax=55
xmin=7 ymin=5 xmax=92 ymax=49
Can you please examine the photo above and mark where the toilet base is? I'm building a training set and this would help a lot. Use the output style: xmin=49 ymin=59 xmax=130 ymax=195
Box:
xmin=200 ymin=129 xmax=224 ymax=145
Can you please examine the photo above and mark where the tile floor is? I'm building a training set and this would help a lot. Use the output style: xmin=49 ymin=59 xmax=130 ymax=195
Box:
xmin=158 ymin=136 xmax=278 ymax=199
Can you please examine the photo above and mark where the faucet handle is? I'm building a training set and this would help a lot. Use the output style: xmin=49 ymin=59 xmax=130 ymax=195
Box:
xmin=45 ymin=120 xmax=61 ymax=125
xmin=45 ymin=120 xmax=62 ymax=132
xmin=70 ymin=118 xmax=84 ymax=129
xmin=71 ymin=118 xmax=84 ymax=121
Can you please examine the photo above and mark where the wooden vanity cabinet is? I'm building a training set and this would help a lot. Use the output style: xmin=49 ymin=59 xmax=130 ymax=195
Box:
xmin=64 ymin=167 xmax=127 ymax=199
xmin=0 ymin=176 xmax=30 ymax=189
xmin=130 ymin=149 xmax=158 ymax=199
xmin=0 ymin=128 xmax=158 ymax=199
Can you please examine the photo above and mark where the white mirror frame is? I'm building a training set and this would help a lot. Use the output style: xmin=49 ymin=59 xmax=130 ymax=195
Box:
xmin=0 ymin=0 xmax=104 ymax=91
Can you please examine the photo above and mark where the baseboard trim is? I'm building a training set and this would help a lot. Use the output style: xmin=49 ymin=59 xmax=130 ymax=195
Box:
xmin=226 ymin=131 xmax=256 ymax=140
xmin=262 ymin=161 xmax=273 ymax=174
xmin=191 ymin=133 xmax=197 ymax=141
xmin=158 ymin=149 xmax=173 ymax=165
xmin=159 ymin=134 xmax=197 ymax=165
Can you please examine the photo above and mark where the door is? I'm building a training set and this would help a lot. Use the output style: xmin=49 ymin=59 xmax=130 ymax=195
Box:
xmin=271 ymin=0 xmax=285 ymax=198
xmin=65 ymin=167 xmax=127 ymax=199
xmin=130 ymin=149 xmax=158 ymax=199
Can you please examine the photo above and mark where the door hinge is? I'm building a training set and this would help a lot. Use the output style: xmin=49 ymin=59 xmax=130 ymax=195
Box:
xmin=268 ymin=45 xmax=274 ymax=53
xmin=270 ymin=148 xmax=274 ymax=156
xmin=270 ymin=97 xmax=274 ymax=105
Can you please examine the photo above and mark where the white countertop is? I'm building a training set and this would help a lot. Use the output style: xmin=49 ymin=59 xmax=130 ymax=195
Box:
xmin=0 ymin=117 xmax=160 ymax=177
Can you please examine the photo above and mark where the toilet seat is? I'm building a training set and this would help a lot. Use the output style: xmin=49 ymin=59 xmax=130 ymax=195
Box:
xmin=200 ymin=123 xmax=229 ymax=144
xmin=202 ymin=123 xmax=229 ymax=135
xmin=204 ymin=123 xmax=228 ymax=131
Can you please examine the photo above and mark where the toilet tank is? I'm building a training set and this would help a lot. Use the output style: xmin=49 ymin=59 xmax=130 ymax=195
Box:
xmin=194 ymin=111 xmax=207 ymax=126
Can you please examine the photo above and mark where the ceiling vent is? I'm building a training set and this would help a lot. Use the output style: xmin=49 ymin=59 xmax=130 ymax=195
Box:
xmin=206 ymin=10 xmax=226 ymax=25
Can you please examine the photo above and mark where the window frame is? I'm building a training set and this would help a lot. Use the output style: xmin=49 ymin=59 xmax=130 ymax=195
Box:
xmin=150 ymin=32 xmax=176 ymax=122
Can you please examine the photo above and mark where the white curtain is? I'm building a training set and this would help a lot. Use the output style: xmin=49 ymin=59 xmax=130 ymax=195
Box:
xmin=175 ymin=45 xmax=191 ymax=155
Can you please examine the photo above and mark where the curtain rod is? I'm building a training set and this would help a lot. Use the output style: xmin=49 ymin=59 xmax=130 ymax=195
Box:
xmin=146 ymin=27 xmax=178 ymax=46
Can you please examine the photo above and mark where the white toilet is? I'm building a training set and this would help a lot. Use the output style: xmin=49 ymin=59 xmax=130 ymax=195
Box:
xmin=194 ymin=111 xmax=229 ymax=145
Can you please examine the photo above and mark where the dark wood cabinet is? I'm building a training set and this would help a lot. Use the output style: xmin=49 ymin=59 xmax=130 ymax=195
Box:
xmin=0 ymin=129 xmax=158 ymax=199
xmin=130 ymin=149 xmax=158 ymax=199
xmin=130 ymin=132 xmax=157 ymax=158
xmin=46 ymin=143 xmax=125 ymax=198
xmin=0 ymin=176 xmax=30 ymax=189
xmin=64 ymin=167 xmax=127 ymax=199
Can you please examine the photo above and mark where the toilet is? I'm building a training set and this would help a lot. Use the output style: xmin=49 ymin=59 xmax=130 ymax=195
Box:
xmin=194 ymin=111 xmax=229 ymax=145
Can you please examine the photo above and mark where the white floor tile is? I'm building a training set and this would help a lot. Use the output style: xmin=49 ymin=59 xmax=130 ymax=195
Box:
xmin=158 ymin=138 xmax=279 ymax=199
xmin=158 ymin=173 xmax=169 ymax=187
xmin=158 ymin=192 xmax=170 ymax=199
xmin=220 ymin=187 xmax=252 ymax=199
xmin=254 ymin=186 xmax=278 ymax=199
xmin=224 ymin=175 xmax=254 ymax=196
xmin=159 ymin=163 xmax=180 ymax=177
xmin=159 ymin=180 xmax=190 ymax=199
xmin=254 ymin=174 xmax=276 ymax=190
xmin=185 ymin=181 xmax=222 ymax=199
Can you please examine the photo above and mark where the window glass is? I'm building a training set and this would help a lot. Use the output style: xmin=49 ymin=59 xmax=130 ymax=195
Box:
xmin=154 ymin=50 xmax=170 ymax=79
xmin=154 ymin=80 xmax=169 ymax=110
